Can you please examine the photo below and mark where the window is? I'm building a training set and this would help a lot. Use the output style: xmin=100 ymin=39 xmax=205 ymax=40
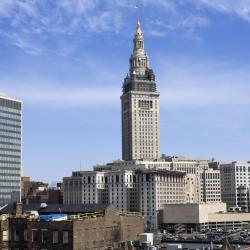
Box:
xmin=2 ymin=230 xmax=8 ymax=241
xmin=32 ymin=229 xmax=38 ymax=242
xmin=24 ymin=230 xmax=28 ymax=241
xmin=14 ymin=230 xmax=19 ymax=241
xmin=52 ymin=231 xmax=58 ymax=244
xmin=63 ymin=231 xmax=69 ymax=244
xmin=41 ymin=229 xmax=48 ymax=243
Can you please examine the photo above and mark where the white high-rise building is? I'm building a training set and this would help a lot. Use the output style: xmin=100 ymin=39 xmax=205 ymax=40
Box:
xmin=220 ymin=161 xmax=250 ymax=211
xmin=199 ymin=168 xmax=221 ymax=203
xmin=63 ymin=169 xmax=186 ymax=230
xmin=121 ymin=21 xmax=160 ymax=161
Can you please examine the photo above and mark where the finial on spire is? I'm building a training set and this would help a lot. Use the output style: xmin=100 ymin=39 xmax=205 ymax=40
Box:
xmin=135 ymin=20 xmax=142 ymax=35
xmin=134 ymin=3 xmax=140 ymax=24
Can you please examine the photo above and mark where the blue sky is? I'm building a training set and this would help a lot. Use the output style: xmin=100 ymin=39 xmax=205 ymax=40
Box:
xmin=0 ymin=0 xmax=250 ymax=183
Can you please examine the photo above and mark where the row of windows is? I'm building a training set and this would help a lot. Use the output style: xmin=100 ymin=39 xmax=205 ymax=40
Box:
xmin=0 ymin=188 xmax=20 ymax=192
xmin=0 ymin=130 xmax=21 ymax=138
xmin=0 ymin=137 xmax=21 ymax=144
xmin=0 ymin=156 xmax=20 ymax=162
xmin=0 ymin=162 xmax=20 ymax=168
xmin=202 ymin=173 xmax=220 ymax=179
xmin=5 ymin=229 xmax=69 ymax=244
xmin=0 ymin=111 xmax=21 ymax=120
xmin=32 ymin=229 xmax=69 ymax=244
xmin=0 ymin=144 xmax=21 ymax=150
xmin=0 ymin=181 xmax=20 ymax=186
xmin=138 ymin=100 xmax=153 ymax=110
xmin=222 ymin=166 xmax=250 ymax=173
xmin=0 ymin=125 xmax=21 ymax=132
xmin=0 ymin=118 xmax=21 ymax=126
xmin=131 ymin=57 xmax=147 ymax=68
xmin=0 ymin=150 xmax=21 ymax=156
xmin=0 ymin=168 xmax=20 ymax=174
xmin=0 ymin=194 xmax=11 ymax=198
xmin=0 ymin=106 xmax=21 ymax=114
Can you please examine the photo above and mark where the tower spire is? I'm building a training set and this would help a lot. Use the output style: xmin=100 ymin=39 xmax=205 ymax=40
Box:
xmin=133 ymin=20 xmax=144 ymax=52
xmin=121 ymin=20 xmax=160 ymax=161
xmin=130 ymin=21 xmax=148 ymax=76
xmin=135 ymin=20 xmax=142 ymax=35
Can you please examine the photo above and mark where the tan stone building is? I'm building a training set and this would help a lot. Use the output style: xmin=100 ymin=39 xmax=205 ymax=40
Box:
xmin=64 ymin=169 xmax=186 ymax=230
xmin=220 ymin=161 xmax=250 ymax=211
xmin=199 ymin=168 xmax=221 ymax=203
xmin=121 ymin=21 xmax=160 ymax=161
xmin=165 ymin=156 xmax=221 ymax=204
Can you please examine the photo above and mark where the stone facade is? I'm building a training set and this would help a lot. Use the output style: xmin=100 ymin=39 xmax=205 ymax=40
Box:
xmin=167 ymin=156 xmax=221 ymax=204
xmin=220 ymin=161 xmax=250 ymax=211
xmin=121 ymin=21 xmax=160 ymax=161
xmin=63 ymin=169 xmax=186 ymax=230
xmin=199 ymin=168 xmax=221 ymax=203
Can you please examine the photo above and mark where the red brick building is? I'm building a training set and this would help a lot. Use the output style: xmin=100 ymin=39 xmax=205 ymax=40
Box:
xmin=0 ymin=203 xmax=144 ymax=250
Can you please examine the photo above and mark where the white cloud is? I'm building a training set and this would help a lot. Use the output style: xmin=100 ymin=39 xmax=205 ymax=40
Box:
xmin=0 ymin=0 xmax=37 ymax=19
xmin=147 ymin=14 xmax=210 ymax=39
xmin=156 ymin=56 xmax=250 ymax=108
xmin=0 ymin=0 xmax=128 ymax=54
xmin=161 ymin=84 xmax=250 ymax=108
xmin=84 ymin=11 xmax=123 ymax=33
xmin=2 ymin=84 xmax=119 ymax=107
xmin=0 ymin=30 xmax=43 ymax=55
xmin=0 ymin=0 xmax=13 ymax=18
xmin=143 ymin=0 xmax=176 ymax=12
xmin=0 ymin=0 xmax=125 ymax=34
xmin=1 ymin=0 xmax=250 ymax=55
xmin=1 ymin=57 xmax=250 ymax=109
xmin=195 ymin=0 xmax=250 ymax=22
xmin=57 ymin=0 xmax=97 ymax=15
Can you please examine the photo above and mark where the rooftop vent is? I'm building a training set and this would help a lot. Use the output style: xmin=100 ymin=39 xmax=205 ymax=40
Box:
xmin=40 ymin=203 xmax=48 ymax=209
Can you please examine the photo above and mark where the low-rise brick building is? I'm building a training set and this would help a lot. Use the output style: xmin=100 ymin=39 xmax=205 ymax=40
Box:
xmin=0 ymin=203 xmax=144 ymax=250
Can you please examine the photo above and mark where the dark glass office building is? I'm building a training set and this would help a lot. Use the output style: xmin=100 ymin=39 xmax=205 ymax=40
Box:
xmin=0 ymin=94 xmax=22 ymax=205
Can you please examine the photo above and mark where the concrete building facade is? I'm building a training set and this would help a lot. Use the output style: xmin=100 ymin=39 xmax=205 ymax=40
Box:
xmin=121 ymin=21 xmax=160 ymax=161
xmin=158 ymin=203 xmax=250 ymax=233
xmin=0 ymin=94 xmax=22 ymax=205
xmin=199 ymin=168 xmax=221 ymax=203
xmin=63 ymin=169 xmax=186 ymax=230
xmin=166 ymin=156 xmax=221 ymax=204
xmin=220 ymin=162 xmax=250 ymax=211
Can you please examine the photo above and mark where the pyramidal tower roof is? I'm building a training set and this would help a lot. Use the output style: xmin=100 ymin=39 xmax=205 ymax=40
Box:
xmin=135 ymin=20 xmax=142 ymax=35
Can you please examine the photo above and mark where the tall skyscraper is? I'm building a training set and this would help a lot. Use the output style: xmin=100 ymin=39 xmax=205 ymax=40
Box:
xmin=121 ymin=21 xmax=160 ymax=161
xmin=0 ymin=93 xmax=22 ymax=204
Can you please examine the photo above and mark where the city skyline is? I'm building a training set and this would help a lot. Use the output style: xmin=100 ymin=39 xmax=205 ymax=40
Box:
xmin=0 ymin=1 xmax=250 ymax=182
